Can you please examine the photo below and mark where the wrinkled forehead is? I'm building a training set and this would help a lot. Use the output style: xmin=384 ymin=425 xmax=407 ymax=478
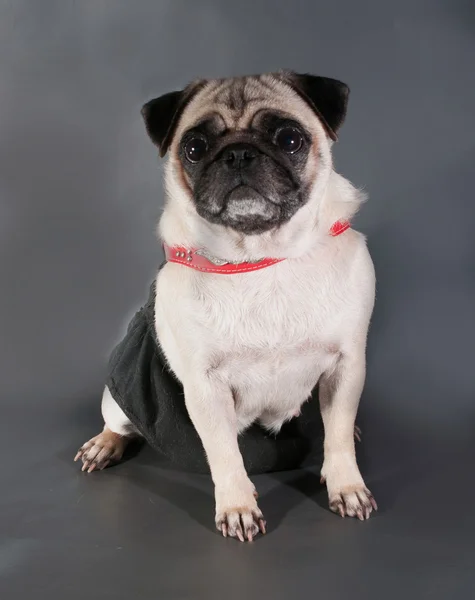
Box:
xmin=175 ymin=75 xmax=325 ymax=140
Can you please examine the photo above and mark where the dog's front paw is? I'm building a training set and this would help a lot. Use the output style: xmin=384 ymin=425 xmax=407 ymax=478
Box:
xmin=216 ymin=506 xmax=266 ymax=542
xmin=215 ymin=481 xmax=266 ymax=542
xmin=321 ymin=455 xmax=377 ymax=520
xmin=328 ymin=484 xmax=377 ymax=520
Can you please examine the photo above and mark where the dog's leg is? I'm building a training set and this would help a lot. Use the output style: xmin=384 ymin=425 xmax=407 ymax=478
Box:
xmin=74 ymin=386 xmax=139 ymax=473
xmin=319 ymin=352 xmax=377 ymax=520
xmin=183 ymin=376 xmax=266 ymax=542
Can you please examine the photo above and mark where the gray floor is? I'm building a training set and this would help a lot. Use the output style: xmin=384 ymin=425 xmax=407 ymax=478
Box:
xmin=1 ymin=400 xmax=474 ymax=599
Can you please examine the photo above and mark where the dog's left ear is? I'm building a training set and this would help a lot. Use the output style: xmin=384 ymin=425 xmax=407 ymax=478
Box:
xmin=281 ymin=72 xmax=350 ymax=141
xmin=141 ymin=80 xmax=206 ymax=157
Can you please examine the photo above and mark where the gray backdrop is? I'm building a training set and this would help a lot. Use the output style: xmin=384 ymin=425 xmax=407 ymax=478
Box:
xmin=1 ymin=1 xmax=474 ymax=598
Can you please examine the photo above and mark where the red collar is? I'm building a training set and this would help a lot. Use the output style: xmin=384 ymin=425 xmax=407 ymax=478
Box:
xmin=163 ymin=219 xmax=350 ymax=274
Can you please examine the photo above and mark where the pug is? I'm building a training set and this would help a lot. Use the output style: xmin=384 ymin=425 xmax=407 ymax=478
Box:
xmin=75 ymin=71 xmax=377 ymax=541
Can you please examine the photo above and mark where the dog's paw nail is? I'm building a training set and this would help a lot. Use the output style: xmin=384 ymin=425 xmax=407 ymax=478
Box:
xmin=368 ymin=494 xmax=378 ymax=511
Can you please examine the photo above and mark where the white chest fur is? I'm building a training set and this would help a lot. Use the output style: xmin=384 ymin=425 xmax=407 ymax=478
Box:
xmin=154 ymin=230 xmax=375 ymax=434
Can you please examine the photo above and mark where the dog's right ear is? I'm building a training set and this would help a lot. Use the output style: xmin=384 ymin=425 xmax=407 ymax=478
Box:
xmin=141 ymin=81 xmax=206 ymax=157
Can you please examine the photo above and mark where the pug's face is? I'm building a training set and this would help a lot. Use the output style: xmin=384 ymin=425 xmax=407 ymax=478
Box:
xmin=142 ymin=71 xmax=349 ymax=235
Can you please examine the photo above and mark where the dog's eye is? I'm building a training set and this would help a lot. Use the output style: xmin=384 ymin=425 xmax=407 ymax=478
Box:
xmin=275 ymin=127 xmax=303 ymax=154
xmin=184 ymin=137 xmax=208 ymax=163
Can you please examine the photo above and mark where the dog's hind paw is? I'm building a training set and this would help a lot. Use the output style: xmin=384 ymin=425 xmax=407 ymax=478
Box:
xmin=74 ymin=428 xmax=128 ymax=473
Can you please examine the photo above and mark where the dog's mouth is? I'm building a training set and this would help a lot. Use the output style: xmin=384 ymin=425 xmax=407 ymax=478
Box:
xmin=218 ymin=185 xmax=281 ymax=233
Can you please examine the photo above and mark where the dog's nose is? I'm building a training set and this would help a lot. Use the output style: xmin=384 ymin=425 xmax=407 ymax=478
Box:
xmin=222 ymin=143 xmax=257 ymax=169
